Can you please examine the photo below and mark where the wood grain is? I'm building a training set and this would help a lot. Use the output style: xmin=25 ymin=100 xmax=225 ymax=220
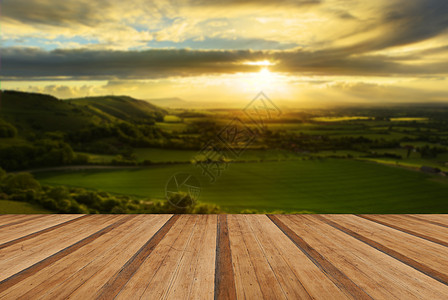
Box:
xmin=358 ymin=214 xmax=448 ymax=247
xmin=0 ymin=215 xmax=132 ymax=293
xmin=280 ymin=215 xmax=448 ymax=299
xmin=0 ymin=215 xmax=47 ymax=228
xmin=96 ymin=214 xmax=179 ymax=299
xmin=0 ymin=215 xmax=87 ymax=249
xmin=269 ymin=215 xmax=370 ymax=300
xmin=214 ymin=215 xmax=236 ymax=300
xmin=319 ymin=214 xmax=448 ymax=285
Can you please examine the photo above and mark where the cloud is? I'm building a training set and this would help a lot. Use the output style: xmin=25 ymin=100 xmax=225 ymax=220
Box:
xmin=147 ymin=37 xmax=298 ymax=50
xmin=326 ymin=81 xmax=448 ymax=103
xmin=2 ymin=44 xmax=448 ymax=82
xmin=20 ymin=84 xmax=104 ymax=98
xmin=0 ymin=47 xmax=267 ymax=80
xmin=334 ymin=0 xmax=448 ymax=54
xmin=3 ymin=0 xmax=447 ymax=53
xmin=2 ymin=0 xmax=113 ymax=27
xmin=187 ymin=0 xmax=321 ymax=7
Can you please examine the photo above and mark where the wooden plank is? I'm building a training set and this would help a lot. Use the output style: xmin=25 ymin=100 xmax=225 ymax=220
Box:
xmin=408 ymin=215 xmax=448 ymax=227
xmin=319 ymin=215 xmax=448 ymax=285
xmin=96 ymin=214 xmax=179 ymax=299
xmin=227 ymin=215 xmax=264 ymax=299
xmin=0 ymin=215 xmax=132 ymax=294
xmin=0 ymin=215 xmax=123 ymax=282
xmin=0 ymin=215 xmax=47 ymax=228
xmin=61 ymin=215 xmax=171 ymax=299
xmin=246 ymin=215 xmax=349 ymax=299
xmin=165 ymin=215 xmax=217 ymax=300
xmin=11 ymin=215 xmax=171 ymax=299
xmin=275 ymin=215 xmax=448 ymax=300
xmin=115 ymin=215 xmax=200 ymax=299
xmin=0 ymin=215 xmax=23 ymax=225
xmin=269 ymin=215 xmax=369 ymax=300
xmin=359 ymin=214 xmax=448 ymax=247
xmin=0 ymin=215 xmax=87 ymax=249
xmin=0 ymin=215 xmax=145 ymax=299
xmin=214 ymin=214 xmax=236 ymax=300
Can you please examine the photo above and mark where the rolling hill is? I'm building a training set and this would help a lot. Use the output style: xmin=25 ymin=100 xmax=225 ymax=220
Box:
xmin=69 ymin=96 xmax=167 ymax=124
xmin=0 ymin=90 xmax=167 ymax=133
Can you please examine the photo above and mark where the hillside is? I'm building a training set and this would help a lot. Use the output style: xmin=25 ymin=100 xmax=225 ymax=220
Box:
xmin=69 ymin=96 xmax=167 ymax=124
xmin=0 ymin=90 xmax=95 ymax=132
xmin=0 ymin=90 xmax=171 ymax=170
xmin=0 ymin=91 xmax=167 ymax=132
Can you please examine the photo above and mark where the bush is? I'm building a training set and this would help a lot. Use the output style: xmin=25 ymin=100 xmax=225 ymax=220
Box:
xmin=4 ymin=173 xmax=41 ymax=193
xmin=143 ymin=192 xmax=222 ymax=214
xmin=0 ymin=168 xmax=6 ymax=181
xmin=0 ymin=120 xmax=17 ymax=137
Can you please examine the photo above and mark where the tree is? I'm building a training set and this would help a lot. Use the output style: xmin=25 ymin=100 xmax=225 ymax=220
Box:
xmin=4 ymin=173 xmax=41 ymax=193
xmin=0 ymin=120 xmax=17 ymax=137
xmin=0 ymin=168 xmax=6 ymax=181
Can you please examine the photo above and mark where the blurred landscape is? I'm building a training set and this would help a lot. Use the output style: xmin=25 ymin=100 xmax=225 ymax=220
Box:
xmin=1 ymin=90 xmax=447 ymax=214
xmin=2 ymin=0 xmax=448 ymax=214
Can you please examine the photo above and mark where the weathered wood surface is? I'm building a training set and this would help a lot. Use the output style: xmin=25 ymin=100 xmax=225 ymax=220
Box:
xmin=0 ymin=214 xmax=447 ymax=299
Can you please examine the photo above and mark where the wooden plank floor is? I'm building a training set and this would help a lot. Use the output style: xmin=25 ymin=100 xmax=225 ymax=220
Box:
xmin=0 ymin=215 xmax=447 ymax=299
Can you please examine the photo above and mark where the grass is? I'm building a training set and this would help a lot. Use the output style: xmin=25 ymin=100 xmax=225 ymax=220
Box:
xmin=312 ymin=116 xmax=373 ymax=122
xmin=134 ymin=148 xmax=197 ymax=162
xmin=134 ymin=148 xmax=306 ymax=163
xmin=35 ymin=159 xmax=448 ymax=213
xmin=390 ymin=117 xmax=429 ymax=122
xmin=155 ymin=122 xmax=187 ymax=133
xmin=0 ymin=200 xmax=52 ymax=214
xmin=163 ymin=115 xmax=182 ymax=123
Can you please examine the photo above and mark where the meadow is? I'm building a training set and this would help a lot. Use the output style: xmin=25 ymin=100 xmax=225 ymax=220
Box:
xmin=0 ymin=200 xmax=52 ymax=214
xmin=36 ymin=159 xmax=448 ymax=213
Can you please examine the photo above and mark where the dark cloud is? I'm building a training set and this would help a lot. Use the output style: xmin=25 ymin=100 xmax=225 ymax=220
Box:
xmin=187 ymin=0 xmax=321 ymax=7
xmin=272 ymin=50 xmax=448 ymax=76
xmin=344 ymin=0 xmax=448 ymax=54
xmin=0 ymin=47 xmax=266 ymax=80
xmin=2 ymin=46 xmax=448 ymax=81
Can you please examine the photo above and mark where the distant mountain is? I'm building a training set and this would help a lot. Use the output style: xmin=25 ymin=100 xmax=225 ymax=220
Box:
xmin=147 ymin=97 xmax=242 ymax=109
xmin=0 ymin=90 xmax=167 ymax=132
xmin=146 ymin=97 xmax=187 ymax=108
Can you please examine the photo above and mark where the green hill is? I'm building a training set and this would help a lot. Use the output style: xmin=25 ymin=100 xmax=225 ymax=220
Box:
xmin=68 ymin=96 xmax=167 ymax=124
xmin=0 ymin=90 xmax=95 ymax=132
xmin=0 ymin=91 xmax=167 ymax=133
xmin=0 ymin=90 xmax=170 ymax=170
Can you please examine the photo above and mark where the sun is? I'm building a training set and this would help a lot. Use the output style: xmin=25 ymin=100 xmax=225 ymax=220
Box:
xmin=254 ymin=67 xmax=274 ymax=87
xmin=258 ymin=67 xmax=272 ymax=79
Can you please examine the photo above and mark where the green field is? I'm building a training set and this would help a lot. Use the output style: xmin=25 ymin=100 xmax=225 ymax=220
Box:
xmin=0 ymin=200 xmax=52 ymax=214
xmin=133 ymin=148 xmax=303 ymax=163
xmin=312 ymin=116 xmax=373 ymax=122
xmin=35 ymin=159 xmax=448 ymax=213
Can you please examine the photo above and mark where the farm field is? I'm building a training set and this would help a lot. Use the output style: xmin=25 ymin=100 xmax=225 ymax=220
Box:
xmin=133 ymin=148 xmax=304 ymax=163
xmin=35 ymin=159 xmax=448 ymax=213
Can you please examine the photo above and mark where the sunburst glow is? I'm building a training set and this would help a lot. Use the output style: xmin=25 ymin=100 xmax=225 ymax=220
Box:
xmin=243 ymin=60 xmax=275 ymax=66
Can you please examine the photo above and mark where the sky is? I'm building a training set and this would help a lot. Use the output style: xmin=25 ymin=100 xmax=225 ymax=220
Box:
xmin=1 ymin=0 xmax=448 ymax=106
